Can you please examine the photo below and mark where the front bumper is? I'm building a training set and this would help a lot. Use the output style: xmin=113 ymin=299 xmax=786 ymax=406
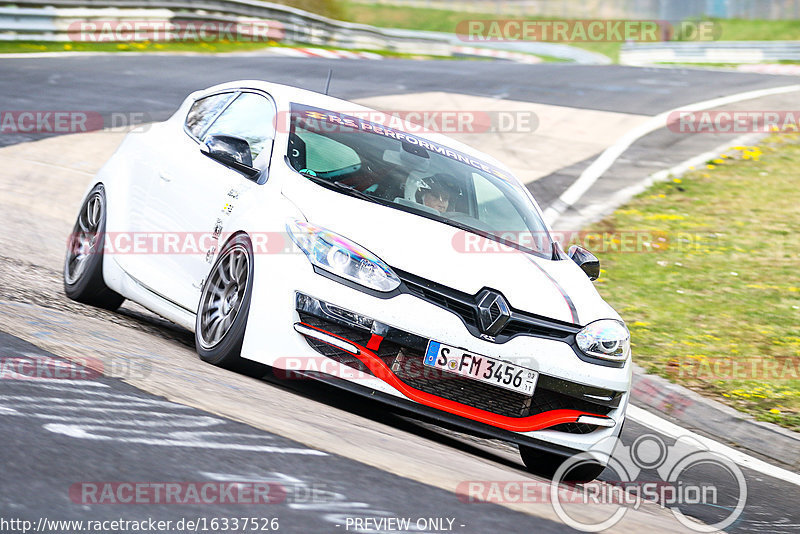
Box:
xmin=240 ymin=255 xmax=630 ymax=454
xmin=291 ymin=291 xmax=629 ymax=452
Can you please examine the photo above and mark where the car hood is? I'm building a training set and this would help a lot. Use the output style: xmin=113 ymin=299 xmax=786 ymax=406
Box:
xmin=283 ymin=176 xmax=619 ymax=326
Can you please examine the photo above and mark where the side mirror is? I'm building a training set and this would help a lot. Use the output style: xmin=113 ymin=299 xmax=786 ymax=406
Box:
xmin=201 ymin=134 xmax=259 ymax=179
xmin=568 ymin=245 xmax=600 ymax=281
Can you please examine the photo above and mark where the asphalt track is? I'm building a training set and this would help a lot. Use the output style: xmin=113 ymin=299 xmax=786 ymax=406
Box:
xmin=0 ymin=56 xmax=795 ymax=145
xmin=1 ymin=55 xmax=799 ymax=533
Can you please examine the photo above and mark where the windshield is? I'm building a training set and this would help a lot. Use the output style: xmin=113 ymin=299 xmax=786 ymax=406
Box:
xmin=287 ymin=103 xmax=553 ymax=258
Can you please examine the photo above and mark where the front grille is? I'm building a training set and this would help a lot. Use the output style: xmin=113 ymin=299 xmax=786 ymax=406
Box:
xmin=393 ymin=351 xmax=533 ymax=418
xmin=297 ymin=309 xmax=613 ymax=434
xmin=402 ymin=279 xmax=480 ymax=326
xmin=392 ymin=347 xmax=612 ymax=425
xmin=396 ymin=269 xmax=578 ymax=342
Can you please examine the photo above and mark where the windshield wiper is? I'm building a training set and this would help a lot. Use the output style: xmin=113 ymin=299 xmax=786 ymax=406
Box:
xmin=296 ymin=169 xmax=377 ymax=203
xmin=327 ymin=180 xmax=376 ymax=202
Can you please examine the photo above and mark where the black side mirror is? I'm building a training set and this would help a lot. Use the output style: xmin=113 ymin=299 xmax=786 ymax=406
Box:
xmin=201 ymin=134 xmax=259 ymax=179
xmin=568 ymin=245 xmax=600 ymax=281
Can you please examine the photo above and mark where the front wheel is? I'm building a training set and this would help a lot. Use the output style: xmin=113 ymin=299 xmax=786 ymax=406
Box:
xmin=195 ymin=234 xmax=255 ymax=370
xmin=63 ymin=184 xmax=124 ymax=311
xmin=519 ymin=445 xmax=606 ymax=482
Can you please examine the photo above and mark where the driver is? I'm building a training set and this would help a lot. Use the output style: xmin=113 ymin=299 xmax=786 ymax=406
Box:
xmin=416 ymin=173 xmax=460 ymax=213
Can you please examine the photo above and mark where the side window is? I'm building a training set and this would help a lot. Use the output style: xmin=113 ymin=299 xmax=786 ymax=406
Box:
xmin=203 ymin=92 xmax=276 ymax=162
xmin=295 ymin=128 xmax=361 ymax=173
xmin=185 ymin=93 xmax=235 ymax=139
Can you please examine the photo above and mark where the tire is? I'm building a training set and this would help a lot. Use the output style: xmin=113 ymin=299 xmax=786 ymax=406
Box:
xmin=63 ymin=184 xmax=125 ymax=311
xmin=519 ymin=445 xmax=606 ymax=482
xmin=195 ymin=234 xmax=257 ymax=372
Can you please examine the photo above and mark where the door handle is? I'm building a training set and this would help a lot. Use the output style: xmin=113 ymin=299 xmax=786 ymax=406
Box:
xmin=159 ymin=171 xmax=173 ymax=183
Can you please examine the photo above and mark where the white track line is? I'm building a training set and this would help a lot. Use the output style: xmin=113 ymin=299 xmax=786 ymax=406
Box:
xmin=628 ymin=405 xmax=800 ymax=487
xmin=543 ymin=83 xmax=800 ymax=225
xmin=558 ymin=132 xmax=764 ymax=228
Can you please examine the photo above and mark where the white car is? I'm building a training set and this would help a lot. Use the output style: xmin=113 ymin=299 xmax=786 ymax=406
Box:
xmin=64 ymin=80 xmax=631 ymax=480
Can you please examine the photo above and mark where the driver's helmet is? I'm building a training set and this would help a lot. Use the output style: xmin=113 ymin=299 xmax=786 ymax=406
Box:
xmin=415 ymin=173 xmax=461 ymax=206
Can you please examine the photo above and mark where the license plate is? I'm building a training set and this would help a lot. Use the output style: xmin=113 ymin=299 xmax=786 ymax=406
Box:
xmin=423 ymin=341 xmax=538 ymax=396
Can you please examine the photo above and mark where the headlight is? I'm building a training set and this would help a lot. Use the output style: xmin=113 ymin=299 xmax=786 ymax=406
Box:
xmin=576 ymin=319 xmax=630 ymax=362
xmin=287 ymin=220 xmax=401 ymax=293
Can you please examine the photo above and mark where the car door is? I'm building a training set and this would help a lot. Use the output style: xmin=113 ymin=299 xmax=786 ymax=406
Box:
xmin=115 ymin=92 xmax=237 ymax=296
xmin=139 ymin=90 xmax=277 ymax=312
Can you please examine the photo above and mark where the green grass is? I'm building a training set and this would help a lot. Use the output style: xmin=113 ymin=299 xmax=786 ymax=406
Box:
xmin=585 ymin=135 xmax=800 ymax=430
xmin=341 ymin=3 xmax=468 ymax=33
xmin=0 ymin=40 xmax=463 ymax=60
xmin=0 ymin=40 xmax=282 ymax=54
xmin=715 ymin=18 xmax=800 ymax=40
xmin=339 ymin=3 xmax=800 ymax=63
xmin=339 ymin=3 xmax=623 ymax=61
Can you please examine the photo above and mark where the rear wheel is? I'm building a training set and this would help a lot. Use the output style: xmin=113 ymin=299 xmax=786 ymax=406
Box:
xmin=195 ymin=234 xmax=256 ymax=371
xmin=519 ymin=445 xmax=606 ymax=482
xmin=63 ymin=185 xmax=124 ymax=310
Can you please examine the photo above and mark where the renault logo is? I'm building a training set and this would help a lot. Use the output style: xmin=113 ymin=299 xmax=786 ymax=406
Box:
xmin=476 ymin=290 xmax=511 ymax=336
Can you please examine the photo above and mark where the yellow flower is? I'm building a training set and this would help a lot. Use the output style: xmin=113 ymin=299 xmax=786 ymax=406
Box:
xmin=645 ymin=214 xmax=685 ymax=221
xmin=706 ymin=164 xmax=716 ymax=169
xmin=770 ymin=408 xmax=781 ymax=414
xmin=673 ymin=178 xmax=682 ymax=183
xmin=712 ymin=159 xmax=723 ymax=164
xmin=702 ymin=173 xmax=710 ymax=178
xmin=64 ymin=43 xmax=73 ymax=50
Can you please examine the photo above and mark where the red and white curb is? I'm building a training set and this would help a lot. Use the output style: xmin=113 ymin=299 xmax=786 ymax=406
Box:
xmin=738 ymin=63 xmax=800 ymax=76
xmin=452 ymin=46 xmax=542 ymax=64
xmin=268 ymin=47 xmax=383 ymax=60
